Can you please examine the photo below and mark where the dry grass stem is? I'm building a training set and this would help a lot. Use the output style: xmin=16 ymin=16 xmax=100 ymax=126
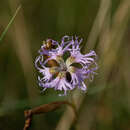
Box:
xmin=23 ymin=101 xmax=77 ymax=130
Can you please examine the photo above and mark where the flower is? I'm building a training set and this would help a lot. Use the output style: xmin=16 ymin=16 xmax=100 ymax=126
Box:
xmin=35 ymin=36 xmax=98 ymax=95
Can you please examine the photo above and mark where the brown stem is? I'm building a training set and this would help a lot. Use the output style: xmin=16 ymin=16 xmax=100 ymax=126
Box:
xmin=23 ymin=101 xmax=77 ymax=130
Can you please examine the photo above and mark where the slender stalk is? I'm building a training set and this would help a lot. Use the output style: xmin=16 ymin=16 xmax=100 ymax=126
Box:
xmin=0 ymin=5 xmax=21 ymax=43
xmin=23 ymin=101 xmax=77 ymax=130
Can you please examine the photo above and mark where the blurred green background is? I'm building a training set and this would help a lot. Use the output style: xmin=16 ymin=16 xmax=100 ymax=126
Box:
xmin=0 ymin=0 xmax=130 ymax=130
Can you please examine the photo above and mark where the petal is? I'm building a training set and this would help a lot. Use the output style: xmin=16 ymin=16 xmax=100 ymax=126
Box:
xmin=80 ymin=81 xmax=87 ymax=91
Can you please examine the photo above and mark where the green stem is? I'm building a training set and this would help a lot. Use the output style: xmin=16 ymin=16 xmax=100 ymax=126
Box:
xmin=0 ymin=5 xmax=21 ymax=43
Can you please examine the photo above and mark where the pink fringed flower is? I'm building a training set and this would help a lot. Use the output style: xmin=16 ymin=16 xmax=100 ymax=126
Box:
xmin=35 ymin=36 xmax=98 ymax=95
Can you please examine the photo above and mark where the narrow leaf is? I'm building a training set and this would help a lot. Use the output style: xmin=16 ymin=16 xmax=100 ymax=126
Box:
xmin=0 ymin=5 xmax=21 ymax=43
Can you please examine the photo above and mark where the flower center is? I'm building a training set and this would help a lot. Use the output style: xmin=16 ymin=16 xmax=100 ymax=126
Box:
xmin=60 ymin=64 xmax=67 ymax=71
xmin=55 ymin=55 xmax=68 ymax=72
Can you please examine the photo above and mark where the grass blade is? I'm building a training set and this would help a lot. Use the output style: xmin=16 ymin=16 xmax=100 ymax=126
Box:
xmin=0 ymin=5 xmax=21 ymax=43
